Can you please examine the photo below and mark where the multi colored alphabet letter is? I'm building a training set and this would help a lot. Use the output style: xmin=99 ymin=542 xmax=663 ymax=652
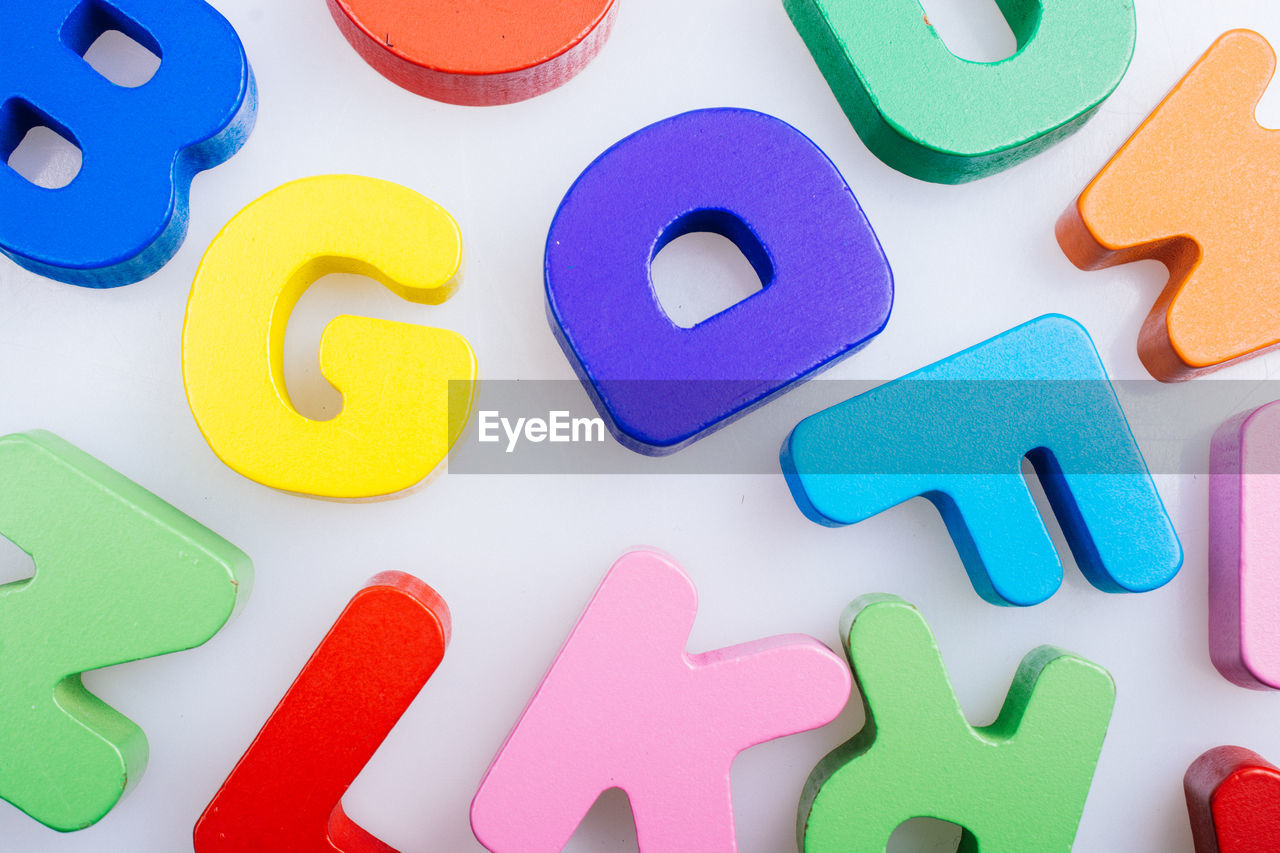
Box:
xmin=782 ymin=314 xmax=1181 ymax=606
xmin=0 ymin=430 xmax=250 ymax=831
xmin=182 ymin=175 xmax=477 ymax=499
xmin=1058 ymin=31 xmax=1280 ymax=380
xmin=801 ymin=595 xmax=1115 ymax=852
xmin=471 ymin=549 xmax=851 ymax=852
xmin=0 ymin=0 xmax=256 ymax=286
xmin=326 ymin=0 xmax=617 ymax=105
xmin=1210 ymin=401 xmax=1280 ymax=690
xmin=546 ymin=108 xmax=893 ymax=455
xmin=195 ymin=573 xmax=450 ymax=853
xmin=1186 ymin=746 xmax=1280 ymax=853
xmin=784 ymin=0 xmax=1136 ymax=183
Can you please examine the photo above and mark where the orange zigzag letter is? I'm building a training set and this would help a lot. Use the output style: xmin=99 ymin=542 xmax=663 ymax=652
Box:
xmin=1058 ymin=30 xmax=1280 ymax=381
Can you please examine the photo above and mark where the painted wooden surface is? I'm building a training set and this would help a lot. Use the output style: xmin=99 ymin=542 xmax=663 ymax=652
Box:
xmin=0 ymin=0 xmax=255 ymax=286
xmin=325 ymin=0 xmax=617 ymax=105
xmin=471 ymin=549 xmax=850 ymax=852
xmin=1058 ymin=30 xmax=1280 ymax=380
xmin=783 ymin=0 xmax=1135 ymax=183
xmin=546 ymin=108 xmax=892 ymax=455
xmin=182 ymin=175 xmax=477 ymax=500
xmin=0 ymin=430 xmax=249 ymax=831
xmin=195 ymin=573 xmax=450 ymax=853
xmin=1186 ymin=746 xmax=1280 ymax=853
xmin=1210 ymin=401 xmax=1280 ymax=689
xmin=801 ymin=595 xmax=1115 ymax=852
xmin=782 ymin=314 xmax=1181 ymax=606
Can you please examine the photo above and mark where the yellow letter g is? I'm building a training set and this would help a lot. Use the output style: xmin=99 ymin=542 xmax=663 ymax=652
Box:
xmin=182 ymin=175 xmax=476 ymax=499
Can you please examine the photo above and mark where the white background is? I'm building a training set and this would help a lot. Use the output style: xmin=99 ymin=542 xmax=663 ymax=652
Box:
xmin=2 ymin=0 xmax=1280 ymax=850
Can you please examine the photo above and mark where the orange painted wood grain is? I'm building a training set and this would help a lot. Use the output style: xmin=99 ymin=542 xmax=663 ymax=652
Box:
xmin=1057 ymin=30 xmax=1280 ymax=381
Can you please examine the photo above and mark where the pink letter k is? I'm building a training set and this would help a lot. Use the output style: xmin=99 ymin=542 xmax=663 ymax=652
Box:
xmin=471 ymin=549 xmax=851 ymax=851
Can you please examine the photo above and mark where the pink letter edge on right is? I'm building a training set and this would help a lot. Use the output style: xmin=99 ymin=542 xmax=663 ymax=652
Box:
xmin=1211 ymin=401 xmax=1280 ymax=689
xmin=469 ymin=549 xmax=851 ymax=852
